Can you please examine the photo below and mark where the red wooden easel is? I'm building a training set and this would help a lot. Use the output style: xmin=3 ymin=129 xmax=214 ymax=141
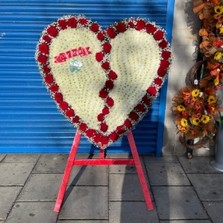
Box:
xmin=54 ymin=130 xmax=153 ymax=212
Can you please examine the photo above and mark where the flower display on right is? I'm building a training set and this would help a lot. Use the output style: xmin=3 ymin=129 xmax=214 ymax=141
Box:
xmin=172 ymin=0 xmax=223 ymax=150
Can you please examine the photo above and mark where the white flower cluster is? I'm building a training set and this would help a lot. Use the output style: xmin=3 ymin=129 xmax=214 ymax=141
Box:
xmin=49 ymin=28 xmax=106 ymax=130
xmin=106 ymin=29 xmax=160 ymax=132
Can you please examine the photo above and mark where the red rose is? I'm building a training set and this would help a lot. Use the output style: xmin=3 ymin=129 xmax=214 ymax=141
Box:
xmin=72 ymin=116 xmax=80 ymax=123
xmin=37 ymin=54 xmax=47 ymax=63
xmin=107 ymin=27 xmax=116 ymax=38
xmin=160 ymin=60 xmax=170 ymax=70
xmin=42 ymin=35 xmax=51 ymax=43
xmin=136 ymin=104 xmax=145 ymax=112
xmin=59 ymin=101 xmax=68 ymax=111
xmin=101 ymin=62 xmax=110 ymax=70
xmin=103 ymin=42 xmax=112 ymax=53
xmin=58 ymin=19 xmax=67 ymax=29
xmin=49 ymin=84 xmax=59 ymax=92
xmin=116 ymin=125 xmax=125 ymax=134
xmin=95 ymin=52 xmax=104 ymax=62
xmin=43 ymin=65 xmax=50 ymax=74
xmin=146 ymin=23 xmax=157 ymax=34
xmin=86 ymin=129 xmax=96 ymax=138
xmin=129 ymin=112 xmax=139 ymax=121
xmin=159 ymin=40 xmax=168 ymax=49
xmin=136 ymin=20 xmax=145 ymax=30
xmin=116 ymin=22 xmax=126 ymax=33
xmin=102 ymin=106 xmax=109 ymax=115
xmin=108 ymin=70 xmax=118 ymax=80
xmin=66 ymin=109 xmax=75 ymax=117
xmin=105 ymin=80 xmax=114 ymax=89
xmin=54 ymin=93 xmax=63 ymax=102
xmin=106 ymin=97 xmax=114 ymax=107
xmin=147 ymin=86 xmax=157 ymax=96
xmin=93 ymin=133 xmax=101 ymax=143
xmin=124 ymin=119 xmax=132 ymax=128
xmin=154 ymin=77 xmax=163 ymax=86
xmin=38 ymin=43 xmax=49 ymax=54
xmin=44 ymin=74 xmax=54 ymax=84
xmin=154 ymin=30 xmax=164 ymax=41
xmin=100 ymin=123 xmax=108 ymax=132
xmin=79 ymin=123 xmax=87 ymax=131
xmin=90 ymin=23 xmax=100 ymax=32
xmin=97 ymin=32 xmax=105 ymax=41
xmin=142 ymin=95 xmax=151 ymax=104
xmin=97 ymin=113 xmax=105 ymax=121
xmin=162 ymin=51 xmax=171 ymax=60
xmin=109 ymin=132 xmax=119 ymax=141
xmin=128 ymin=21 xmax=135 ymax=28
xmin=99 ymin=89 xmax=108 ymax=98
xmin=47 ymin=26 xmax=58 ymax=37
xmin=100 ymin=136 xmax=109 ymax=146
xmin=79 ymin=18 xmax=88 ymax=25
xmin=67 ymin=17 xmax=77 ymax=28
xmin=157 ymin=67 xmax=166 ymax=77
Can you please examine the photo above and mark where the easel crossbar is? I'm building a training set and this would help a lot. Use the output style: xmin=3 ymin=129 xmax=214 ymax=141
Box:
xmin=74 ymin=159 xmax=135 ymax=165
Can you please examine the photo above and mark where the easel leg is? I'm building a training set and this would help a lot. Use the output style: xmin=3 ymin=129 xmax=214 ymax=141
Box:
xmin=127 ymin=131 xmax=154 ymax=210
xmin=54 ymin=130 xmax=82 ymax=212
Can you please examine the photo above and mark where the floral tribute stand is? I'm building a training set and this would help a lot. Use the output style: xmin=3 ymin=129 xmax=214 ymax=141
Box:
xmin=35 ymin=15 xmax=171 ymax=213
xmin=54 ymin=130 xmax=153 ymax=212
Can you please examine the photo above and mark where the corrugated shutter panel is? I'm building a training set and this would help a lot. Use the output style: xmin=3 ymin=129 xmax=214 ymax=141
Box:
xmin=0 ymin=0 xmax=174 ymax=154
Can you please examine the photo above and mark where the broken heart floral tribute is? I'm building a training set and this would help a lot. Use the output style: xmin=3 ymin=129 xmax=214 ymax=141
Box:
xmin=35 ymin=15 xmax=171 ymax=149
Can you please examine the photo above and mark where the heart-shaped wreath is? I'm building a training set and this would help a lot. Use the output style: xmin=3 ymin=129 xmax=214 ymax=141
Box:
xmin=35 ymin=15 xmax=171 ymax=149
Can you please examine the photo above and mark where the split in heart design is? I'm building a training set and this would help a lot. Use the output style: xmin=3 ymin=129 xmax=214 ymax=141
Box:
xmin=35 ymin=15 xmax=171 ymax=149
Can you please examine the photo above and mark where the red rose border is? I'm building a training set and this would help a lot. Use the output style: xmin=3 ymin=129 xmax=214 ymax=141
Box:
xmin=35 ymin=15 xmax=171 ymax=149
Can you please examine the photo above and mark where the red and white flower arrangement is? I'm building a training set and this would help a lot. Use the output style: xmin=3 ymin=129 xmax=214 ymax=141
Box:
xmin=36 ymin=15 xmax=171 ymax=149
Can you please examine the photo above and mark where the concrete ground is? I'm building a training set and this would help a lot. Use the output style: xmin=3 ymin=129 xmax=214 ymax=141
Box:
xmin=0 ymin=153 xmax=222 ymax=223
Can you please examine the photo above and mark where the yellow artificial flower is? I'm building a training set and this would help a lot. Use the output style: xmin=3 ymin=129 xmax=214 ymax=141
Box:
xmin=191 ymin=117 xmax=200 ymax=126
xmin=214 ymin=6 xmax=223 ymax=14
xmin=180 ymin=118 xmax=188 ymax=127
xmin=219 ymin=27 xmax=223 ymax=35
xmin=191 ymin=89 xmax=200 ymax=98
xmin=201 ymin=115 xmax=210 ymax=124
xmin=207 ymin=95 xmax=217 ymax=104
xmin=177 ymin=105 xmax=186 ymax=112
xmin=214 ymin=77 xmax=220 ymax=86
xmin=214 ymin=52 xmax=223 ymax=61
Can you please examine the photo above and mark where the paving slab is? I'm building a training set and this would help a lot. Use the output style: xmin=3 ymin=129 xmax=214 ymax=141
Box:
xmin=178 ymin=157 xmax=218 ymax=173
xmin=33 ymin=154 xmax=68 ymax=173
xmin=145 ymin=162 xmax=190 ymax=186
xmin=69 ymin=166 xmax=108 ymax=186
xmin=0 ymin=187 xmax=21 ymax=220
xmin=109 ymin=165 xmax=136 ymax=174
xmin=160 ymin=221 xmax=211 ymax=223
xmin=187 ymin=174 xmax=223 ymax=201
xmin=152 ymin=186 xmax=208 ymax=220
xmin=109 ymin=201 xmax=159 ymax=223
xmin=18 ymin=174 xmax=62 ymax=201
xmin=143 ymin=156 xmax=179 ymax=164
xmin=33 ymin=154 xmax=95 ymax=174
xmin=203 ymin=202 xmax=223 ymax=223
xmin=109 ymin=173 xmax=144 ymax=201
xmin=59 ymin=186 xmax=108 ymax=220
xmin=57 ymin=221 xmax=108 ymax=223
xmin=0 ymin=155 xmax=6 ymax=162
xmin=3 ymin=154 xmax=40 ymax=163
xmin=5 ymin=202 xmax=57 ymax=223
xmin=0 ymin=163 xmax=35 ymax=186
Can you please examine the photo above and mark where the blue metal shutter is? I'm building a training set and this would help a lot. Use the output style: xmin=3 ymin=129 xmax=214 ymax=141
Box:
xmin=0 ymin=0 xmax=174 ymax=155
